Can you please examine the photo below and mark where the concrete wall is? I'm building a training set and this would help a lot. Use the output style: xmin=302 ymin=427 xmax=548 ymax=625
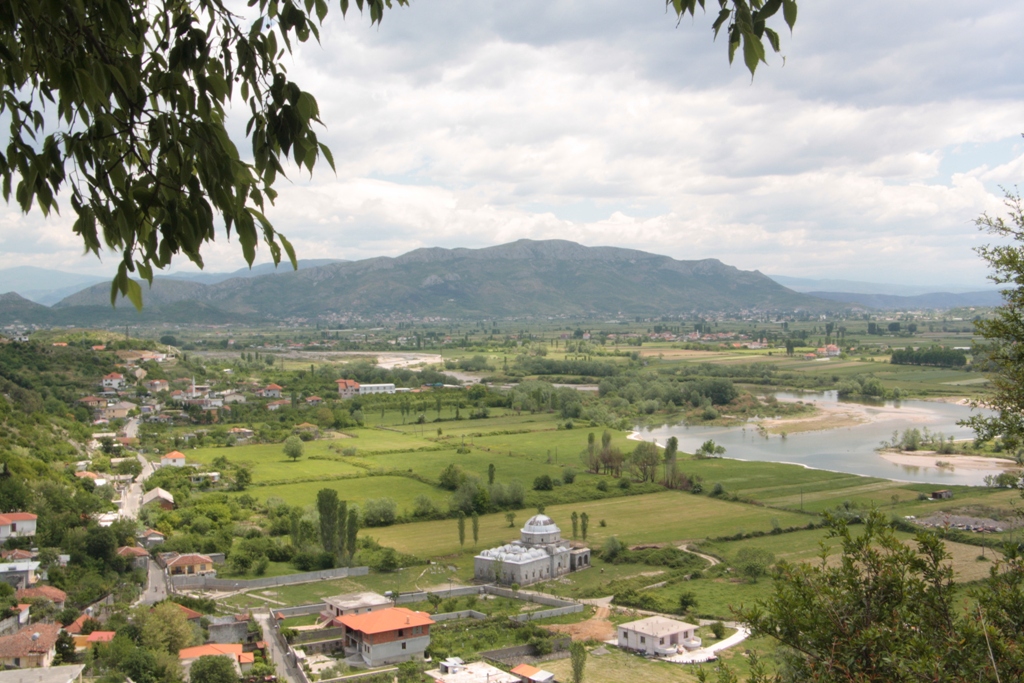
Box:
xmin=394 ymin=586 xmax=482 ymax=605
xmin=292 ymin=627 xmax=347 ymax=645
xmin=0 ymin=615 xmax=18 ymax=636
xmin=431 ymin=610 xmax=487 ymax=622
xmin=366 ymin=633 xmax=429 ymax=667
xmin=274 ymin=603 xmax=326 ymax=618
xmin=169 ymin=566 xmax=368 ymax=591
xmin=209 ymin=620 xmax=249 ymax=644
xmin=484 ymin=586 xmax=575 ymax=607
xmin=509 ymin=604 xmax=583 ymax=623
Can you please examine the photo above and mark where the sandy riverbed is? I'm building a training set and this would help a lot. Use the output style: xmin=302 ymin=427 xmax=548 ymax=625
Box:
xmin=878 ymin=451 xmax=1017 ymax=471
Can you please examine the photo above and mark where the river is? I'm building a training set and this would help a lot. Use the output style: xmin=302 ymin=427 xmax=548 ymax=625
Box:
xmin=635 ymin=391 xmax=1005 ymax=486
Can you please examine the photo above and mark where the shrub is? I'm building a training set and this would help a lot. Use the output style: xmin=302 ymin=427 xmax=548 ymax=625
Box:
xmin=362 ymin=498 xmax=397 ymax=527
xmin=618 ymin=478 xmax=631 ymax=490
xmin=711 ymin=482 xmax=724 ymax=497
xmin=533 ymin=475 xmax=554 ymax=491
xmin=596 ymin=480 xmax=609 ymax=492
xmin=562 ymin=468 xmax=577 ymax=484
xmin=710 ymin=621 xmax=726 ymax=639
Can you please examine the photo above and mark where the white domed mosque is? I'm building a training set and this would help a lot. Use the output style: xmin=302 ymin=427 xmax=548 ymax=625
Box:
xmin=474 ymin=514 xmax=591 ymax=586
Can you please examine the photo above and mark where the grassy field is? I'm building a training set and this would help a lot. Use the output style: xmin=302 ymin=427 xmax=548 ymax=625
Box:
xmin=238 ymin=475 xmax=449 ymax=511
xmin=368 ymin=491 xmax=813 ymax=558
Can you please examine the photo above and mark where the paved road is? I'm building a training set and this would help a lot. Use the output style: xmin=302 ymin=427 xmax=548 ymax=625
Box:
xmin=122 ymin=416 xmax=141 ymax=439
xmin=138 ymin=560 xmax=170 ymax=605
xmin=255 ymin=610 xmax=303 ymax=683
xmin=120 ymin=452 xmax=155 ymax=520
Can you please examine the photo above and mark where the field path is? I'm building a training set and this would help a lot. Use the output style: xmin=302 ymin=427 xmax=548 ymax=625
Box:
xmin=681 ymin=544 xmax=720 ymax=567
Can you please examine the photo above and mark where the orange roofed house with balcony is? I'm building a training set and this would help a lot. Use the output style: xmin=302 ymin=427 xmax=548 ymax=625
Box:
xmin=335 ymin=379 xmax=360 ymax=400
xmin=336 ymin=607 xmax=433 ymax=668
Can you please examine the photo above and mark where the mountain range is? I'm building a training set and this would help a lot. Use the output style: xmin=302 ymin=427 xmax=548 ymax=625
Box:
xmin=1 ymin=240 xmax=824 ymax=324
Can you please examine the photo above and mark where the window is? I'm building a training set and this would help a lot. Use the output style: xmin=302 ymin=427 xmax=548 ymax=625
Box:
xmin=402 ymin=643 xmax=407 ymax=650
xmin=640 ymin=636 xmax=645 ymax=644
xmin=398 ymin=629 xmax=404 ymax=637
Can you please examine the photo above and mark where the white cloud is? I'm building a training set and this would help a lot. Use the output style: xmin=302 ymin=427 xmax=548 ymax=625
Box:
xmin=2 ymin=0 xmax=1023 ymax=290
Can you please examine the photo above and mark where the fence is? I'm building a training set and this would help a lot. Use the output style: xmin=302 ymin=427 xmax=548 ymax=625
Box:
xmin=432 ymin=609 xmax=487 ymax=622
xmin=291 ymin=626 xmax=347 ymax=645
xmin=275 ymin=603 xmax=327 ymax=618
xmin=394 ymin=586 xmax=482 ymax=604
xmin=510 ymin=604 xmax=582 ymax=622
xmin=170 ymin=566 xmax=368 ymax=591
xmin=480 ymin=637 xmax=572 ymax=665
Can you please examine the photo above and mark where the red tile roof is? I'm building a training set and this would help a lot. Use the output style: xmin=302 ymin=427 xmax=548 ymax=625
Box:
xmin=0 ymin=549 xmax=33 ymax=561
xmin=16 ymin=586 xmax=67 ymax=603
xmin=0 ymin=623 xmax=61 ymax=658
xmin=117 ymin=546 xmax=150 ymax=558
xmin=0 ymin=512 xmax=37 ymax=524
xmin=511 ymin=664 xmax=541 ymax=677
xmin=265 ymin=384 xmax=283 ymax=390
xmin=335 ymin=607 xmax=434 ymax=635
xmin=175 ymin=604 xmax=203 ymax=621
xmin=65 ymin=614 xmax=89 ymax=635
xmin=86 ymin=631 xmax=117 ymax=643
xmin=179 ymin=643 xmax=244 ymax=661
xmin=166 ymin=553 xmax=212 ymax=567
xmin=163 ymin=451 xmax=186 ymax=460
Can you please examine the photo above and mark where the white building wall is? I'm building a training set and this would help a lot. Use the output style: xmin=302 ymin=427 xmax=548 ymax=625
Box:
xmin=359 ymin=384 xmax=396 ymax=395
xmin=366 ymin=634 xmax=430 ymax=667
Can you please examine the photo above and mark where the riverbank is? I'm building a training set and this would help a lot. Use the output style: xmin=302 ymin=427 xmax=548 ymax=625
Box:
xmin=879 ymin=451 xmax=1017 ymax=472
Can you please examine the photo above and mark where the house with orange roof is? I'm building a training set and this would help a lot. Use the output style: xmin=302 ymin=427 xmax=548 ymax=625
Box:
xmin=261 ymin=384 xmax=283 ymax=399
xmin=509 ymin=664 xmax=556 ymax=683
xmin=165 ymin=553 xmax=216 ymax=577
xmin=0 ymin=623 xmax=62 ymax=668
xmin=334 ymin=607 xmax=434 ymax=667
xmin=178 ymin=643 xmax=254 ymax=676
xmin=85 ymin=631 xmax=116 ymax=644
xmin=101 ymin=373 xmax=125 ymax=390
xmin=160 ymin=451 xmax=187 ymax=468
xmin=304 ymin=396 xmax=323 ymax=406
xmin=64 ymin=614 xmax=90 ymax=635
xmin=266 ymin=399 xmax=290 ymax=411
xmin=16 ymin=586 xmax=66 ymax=609
xmin=335 ymin=379 xmax=360 ymax=399
xmin=0 ymin=514 xmax=36 ymax=543
xmin=137 ymin=528 xmax=166 ymax=548
xmin=117 ymin=546 xmax=150 ymax=569
xmin=174 ymin=603 xmax=203 ymax=623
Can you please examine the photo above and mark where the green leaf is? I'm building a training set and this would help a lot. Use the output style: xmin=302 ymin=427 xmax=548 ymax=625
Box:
xmin=783 ymin=0 xmax=797 ymax=31
xmin=742 ymin=30 xmax=765 ymax=76
xmin=124 ymin=277 xmax=144 ymax=310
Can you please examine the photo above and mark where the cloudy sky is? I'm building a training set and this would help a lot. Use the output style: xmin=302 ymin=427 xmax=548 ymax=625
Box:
xmin=4 ymin=0 xmax=1024 ymax=288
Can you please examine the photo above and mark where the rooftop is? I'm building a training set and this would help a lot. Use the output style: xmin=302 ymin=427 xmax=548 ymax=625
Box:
xmin=16 ymin=586 xmax=66 ymax=603
xmin=336 ymin=607 xmax=434 ymax=635
xmin=619 ymin=616 xmax=698 ymax=637
xmin=179 ymin=643 xmax=243 ymax=661
xmin=0 ymin=623 xmax=61 ymax=659
xmin=324 ymin=592 xmax=391 ymax=611
xmin=426 ymin=661 xmax=518 ymax=683
xmin=522 ymin=514 xmax=559 ymax=534
xmin=0 ymin=664 xmax=85 ymax=683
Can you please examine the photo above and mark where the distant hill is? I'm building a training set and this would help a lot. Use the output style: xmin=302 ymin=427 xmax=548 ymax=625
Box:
xmin=0 ymin=267 xmax=108 ymax=305
xmin=768 ymin=274 xmax=990 ymax=296
xmin=43 ymin=240 xmax=828 ymax=322
xmin=0 ymin=292 xmax=58 ymax=324
xmin=808 ymin=290 xmax=1004 ymax=310
xmin=164 ymin=259 xmax=346 ymax=285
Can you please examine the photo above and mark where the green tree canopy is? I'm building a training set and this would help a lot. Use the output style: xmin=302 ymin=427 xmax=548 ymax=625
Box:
xmin=189 ymin=654 xmax=240 ymax=683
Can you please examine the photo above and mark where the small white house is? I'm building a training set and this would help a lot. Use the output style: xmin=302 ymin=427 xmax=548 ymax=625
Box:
xmin=160 ymin=451 xmax=186 ymax=467
xmin=0 ymin=514 xmax=37 ymax=543
xmin=101 ymin=373 xmax=126 ymax=390
xmin=617 ymin=616 xmax=701 ymax=656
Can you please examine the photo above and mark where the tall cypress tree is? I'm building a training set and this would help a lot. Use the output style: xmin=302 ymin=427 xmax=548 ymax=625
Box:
xmin=346 ymin=508 xmax=359 ymax=559
xmin=337 ymin=500 xmax=348 ymax=564
xmin=316 ymin=488 xmax=338 ymax=556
